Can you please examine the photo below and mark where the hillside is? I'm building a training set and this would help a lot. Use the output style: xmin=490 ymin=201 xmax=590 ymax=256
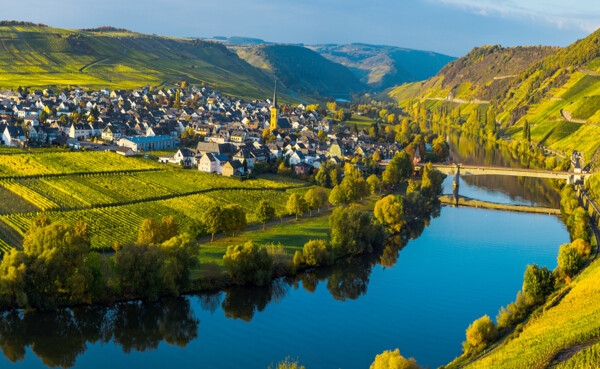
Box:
xmin=0 ymin=23 xmax=275 ymax=98
xmin=233 ymin=44 xmax=366 ymax=97
xmin=385 ymin=31 xmax=600 ymax=162
xmin=308 ymin=43 xmax=456 ymax=91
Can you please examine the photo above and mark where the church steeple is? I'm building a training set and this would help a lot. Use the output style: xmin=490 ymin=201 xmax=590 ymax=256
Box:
xmin=270 ymin=80 xmax=278 ymax=130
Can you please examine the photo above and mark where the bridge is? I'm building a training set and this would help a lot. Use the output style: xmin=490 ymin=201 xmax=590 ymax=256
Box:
xmin=417 ymin=163 xmax=592 ymax=184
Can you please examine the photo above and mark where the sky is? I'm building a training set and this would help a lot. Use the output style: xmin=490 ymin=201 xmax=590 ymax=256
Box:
xmin=0 ymin=0 xmax=598 ymax=56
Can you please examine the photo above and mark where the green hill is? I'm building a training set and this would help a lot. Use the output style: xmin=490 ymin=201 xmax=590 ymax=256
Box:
xmin=308 ymin=43 xmax=456 ymax=91
xmin=0 ymin=22 xmax=275 ymax=98
xmin=233 ymin=44 xmax=366 ymax=97
xmin=385 ymin=32 xmax=600 ymax=161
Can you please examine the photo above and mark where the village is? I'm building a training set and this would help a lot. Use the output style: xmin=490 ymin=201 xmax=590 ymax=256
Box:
xmin=0 ymin=83 xmax=408 ymax=177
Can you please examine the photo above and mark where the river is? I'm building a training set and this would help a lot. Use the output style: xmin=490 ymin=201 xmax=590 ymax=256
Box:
xmin=0 ymin=133 xmax=569 ymax=369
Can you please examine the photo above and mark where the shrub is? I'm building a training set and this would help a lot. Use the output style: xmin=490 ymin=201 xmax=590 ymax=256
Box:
xmin=302 ymin=240 xmax=334 ymax=266
xmin=463 ymin=315 xmax=497 ymax=354
xmin=370 ymin=349 xmax=422 ymax=369
xmin=223 ymin=241 xmax=273 ymax=286
xmin=557 ymin=243 xmax=581 ymax=278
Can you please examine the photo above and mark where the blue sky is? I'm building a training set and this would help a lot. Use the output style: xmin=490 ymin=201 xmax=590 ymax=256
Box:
xmin=0 ymin=0 xmax=598 ymax=56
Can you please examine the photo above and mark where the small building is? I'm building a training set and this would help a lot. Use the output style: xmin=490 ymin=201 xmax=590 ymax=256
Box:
xmin=222 ymin=160 xmax=244 ymax=177
xmin=118 ymin=135 xmax=177 ymax=152
xmin=294 ymin=162 xmax=311 ymax=175
xmin=116 ymin=146 xmax=135 ymax=156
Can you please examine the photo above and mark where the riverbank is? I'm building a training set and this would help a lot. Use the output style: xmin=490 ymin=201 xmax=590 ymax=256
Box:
xmin=439 ymin=194 xmax=561 ymax=215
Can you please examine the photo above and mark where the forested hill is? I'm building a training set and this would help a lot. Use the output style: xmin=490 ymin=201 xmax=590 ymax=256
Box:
xmin=233 ymin=44 xmax=366 ymax=97
xmin=387 ymin=28 xmax=600 ymax=163
xmin=308 ymin=43 xmax=456 ymax=91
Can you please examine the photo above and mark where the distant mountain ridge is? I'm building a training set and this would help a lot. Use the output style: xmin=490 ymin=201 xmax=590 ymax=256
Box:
xmin=233 ymin=44 xmax=366 ymax=97
xmin=308 ymin=43 xmax=456 ymax=91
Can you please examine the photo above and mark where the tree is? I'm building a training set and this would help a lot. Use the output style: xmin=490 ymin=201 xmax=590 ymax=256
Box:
xmin=255 ymin=200 xmax=276 ymax=229
xmin=137 ymin=218 xmax=162 ymax=245
xmin=304 ymin=187 xmax=328 ymax=215
xmin=262 ymin=128 xmax=271 ymax=142
xmin=370 ymin=349 xmax=422 ymax=369
xmin=286 ymin=193 xmax=307 ymax=220
xmin=115 ymin=242 xmax=164 ymax=300
xmin=463 ymin=315 xmax=497 ymax=353
xmin=223 ymin=204 xmax=247 ymax=236
xmin=374 ymin=195 xmax=404 ymax=233
xmin=204 ymin=204 xmax=224 ymax=241
xmin=223 ymin=241 xmax=273 ymax=286
xmin=382 ymin=152 xmax=413 ymax=188
xmin=273 ymin=358 xmax=306 ymax=369
xmin=372 ymin=150 xmax=382 ymax=162
xmin=160 ymin=235 xmax=199 ymax=292
xmin=522 ymin=264 xmax=554 ymax=302
xmin=318 ymin=129 xmax=327 ymax=142
xmin=571 ymin=238 xmax=592 ymax=257
xmin=523 ymin=120 xmax=531 ymax=143
xmin=302 ymin=240 xmax=334 ymax=266
xmin=420 ymin=163 xmax=444 ymax=200
xmin=557 ymin=243 xmax=581 ymax=278
xmin=328 ymin=185 xmax=346 ymax=206
xmin=367 ymin=175 xmax=381 ymax=194
xmin=329 ymin=206 xmax=384 ymax=255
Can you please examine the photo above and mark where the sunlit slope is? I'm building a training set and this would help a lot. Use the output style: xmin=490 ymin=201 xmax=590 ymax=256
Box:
xmin=386 ymin=29 xmax=600 ymax=161
xmin=459 ymin=256 xmax=600 ymax=369
xmin=0 ymin=24 xmax=273 ymax=97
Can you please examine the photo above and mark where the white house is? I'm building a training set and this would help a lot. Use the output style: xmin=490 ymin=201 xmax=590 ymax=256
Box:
xmin=2 ymin=125 xmax=26 ymax=147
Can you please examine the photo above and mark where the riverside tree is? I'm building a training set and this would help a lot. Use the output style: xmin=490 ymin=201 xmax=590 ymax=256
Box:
xmin=204 ymin=204 xmax=224 ymax=241
xmin=522 ymin=264 xmax=554 ymax=303
xmin=374 ymin=195 xmax=405 ymax=233
xmin=222 ymin=204 xmax=247 ymax=236
xmin=223 ymin=241 xmax=274 ymax=286
xmin=304 ymin=187 xmax=328 ymax=215
xmin=463 ymin=315 xmax=497 ymax=354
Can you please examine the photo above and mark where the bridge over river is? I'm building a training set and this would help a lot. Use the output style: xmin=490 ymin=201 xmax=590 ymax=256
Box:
xmin=417 ymin=163 xmax=591 ymax=184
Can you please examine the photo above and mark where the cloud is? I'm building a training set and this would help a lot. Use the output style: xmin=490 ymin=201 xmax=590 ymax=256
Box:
xmin=432 ymin=0 xmax=600 ymax=32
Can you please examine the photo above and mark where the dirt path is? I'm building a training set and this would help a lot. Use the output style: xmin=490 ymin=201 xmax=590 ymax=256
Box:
xmin=560 ymin=109 xmax=587 ymax=124
xmin=544 ymin=339 xmax=600 ymax=368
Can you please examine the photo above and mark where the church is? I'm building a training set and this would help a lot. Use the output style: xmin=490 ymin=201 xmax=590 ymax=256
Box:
xmin=269 ymin=81 xmax=291 ymax=131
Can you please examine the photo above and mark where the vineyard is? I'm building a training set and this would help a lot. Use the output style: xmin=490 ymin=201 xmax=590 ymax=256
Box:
xmin=0 ymin=152 xmax=310 ymax=253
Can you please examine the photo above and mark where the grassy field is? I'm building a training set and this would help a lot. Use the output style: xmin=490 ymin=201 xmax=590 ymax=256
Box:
xmin=344 ymin=114 xmax=377 ymax=128
xmin=0 ymin=150 xmax=315 ymax=252
xmin=196 ymin=196 xmax=380 ymax=265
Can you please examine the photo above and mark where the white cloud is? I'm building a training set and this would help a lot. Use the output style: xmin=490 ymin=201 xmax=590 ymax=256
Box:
xmin=432 ymin=0 xmax=600 ymax=32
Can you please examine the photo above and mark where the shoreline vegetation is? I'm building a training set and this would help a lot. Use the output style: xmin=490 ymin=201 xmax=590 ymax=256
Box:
xmin=0 ymin=151 xmax=444 ymax=311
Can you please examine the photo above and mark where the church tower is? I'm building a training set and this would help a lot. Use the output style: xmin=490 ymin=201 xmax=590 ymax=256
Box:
xmin=270 ymin=80 xmax=278 ymax=131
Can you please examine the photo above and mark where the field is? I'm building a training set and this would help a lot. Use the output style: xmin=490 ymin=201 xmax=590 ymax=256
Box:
xmin=0 ymin=150 xmax=314 ymax=253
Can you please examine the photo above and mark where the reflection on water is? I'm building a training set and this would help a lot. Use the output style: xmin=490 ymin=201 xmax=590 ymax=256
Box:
xmin=445 ymin=132 xmax=561 ymax=208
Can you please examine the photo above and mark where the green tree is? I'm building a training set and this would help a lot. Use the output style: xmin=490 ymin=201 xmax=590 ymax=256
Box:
xmin=328 ymin=185 xmax=346 ymax=205
xmin=420 ymin=163 xmax=444 ymax=200
xmin=370 ymin=349 xmax=422 ymax=369
xmin=330 ymin=206 xmax=384 ymax=255
xmin=522 ymin=264 xmax=554 ymax=303
xmin=374 ymin=195 xmax=404 ymax=233
xmin=557 ymin=243 xmax=581 ymax=278
xmin=159 ymin=235 xmax=199 ymax=293
xmin=137 ymin=218 xmax=162 ymax=245
xmin=571 ymin=238 xmax=592 ymax=257
xmin=304 ymin=187 xmax=328 ymax=215
xmin=367 ymin=174 xmax=381 ymax=194
xmin=273 ymin=358 xmax=306 ymax=369
xmin=223 ymin=204 xmax=247 ymax=236
xmin=302 ymin=240 xmax=334 ymax=266
xmin=115 ymin=243 xmax=164 ymax=300
xmin=287 ymin=193 xmax=308 ymax=220
xmin=223 ymin=241 xmax=273 ymax=286
xmin=255 ymin=200 xmax=276 ymax=229
xmin=382 ymin=152 xmax=413 ymax=188
xmin=204 ymin=204 xmax=224 ymax=241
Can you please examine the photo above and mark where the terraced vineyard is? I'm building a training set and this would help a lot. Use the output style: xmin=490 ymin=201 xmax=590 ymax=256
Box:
xmin=0 ymin=151 xmax=311 ymax=253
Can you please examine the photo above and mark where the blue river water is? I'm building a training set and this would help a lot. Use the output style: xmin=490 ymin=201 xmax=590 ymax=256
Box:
xmin=4 ymin=199 xmax=568 ymax=369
